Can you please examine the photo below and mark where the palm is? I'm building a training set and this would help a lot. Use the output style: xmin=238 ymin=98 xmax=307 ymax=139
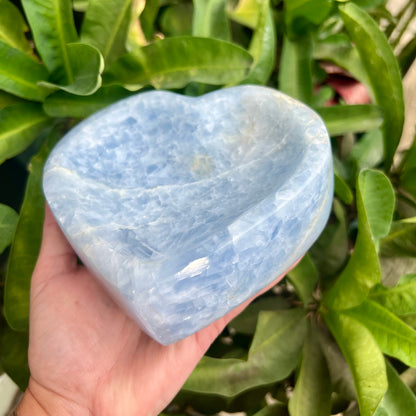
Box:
xmin=28 ymin=205 xmax=262 ymax=416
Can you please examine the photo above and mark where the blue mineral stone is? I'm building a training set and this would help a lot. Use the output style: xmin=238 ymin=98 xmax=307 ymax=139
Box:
xmin=43 ymin=85 xmax=333 ymax=345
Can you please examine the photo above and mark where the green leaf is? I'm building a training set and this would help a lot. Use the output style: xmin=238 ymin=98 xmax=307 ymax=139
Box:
xmin=39 ymin=43 xmax=103 ymax=96
xmin=357 ymin=169 xmax=395 ymax=240
xmin=0 ymin=0 xmax=32 ymax=55
xmin=160 ymin=3 xmax=193 ymax=37
xmin=139 ymin=0 xmax=159 ymax=41
xmin=285 ymin=0 xmax=333 ymax=36
xmin=399 ymin=36 xmax=416 ymax=76
xmin=184 ymin=308 xmax=307 ymax=396
xmin=4 ymin=124 xmax=62 ymax=330
xmin=310 ymin=199 xmax=349 ymax=281
xmin=0 ymin=204 xmax=18 ymax=254
xmin=338 ymin=2 xmax=404 ymax=170
xmin=380 ymin=218 xmax=416 ymax=257
xmin=0 ymin=91 xmax=24 ymax=110
xmin=287 ymin=254 xmax=319 ymax=305
xmin=192 ymin=0 xmax=231 ymax=41
xmin=105 ymin=37 xmax=253 ymax=90
xmin=317 ymin=105 xmax=383 ymax=136
xmin=243 ymin=0 xmax=275 ymax=85
xmin=402 ymin=314 xmax=416 ymax=330
xmin=370 ymin=274 xmax=416 ymax=316
xmin=399 ymin=133 xmax=416 ymax=173
xmin=351 ymin=0 xmax=385 ymax=8
xmin=344 ymin=299 xmax=416 ymax=368
xmin=0 ymin=103 xmax=50 ymax=165
xmin=81 ymin=0 xmax=132 ymax=65
xmin=324 ymin=170 xmax=394 ymax=309
xmin=278 ymin=34 xmax=313 ymax=104
xmin=227 ymin=0 xmax=259 ymax=29
xmin=334 ymin=174 xmax=354 ymax=205
xmin=312 ymin=85 xmax=335 ymax=108
xmin=253 ymin=403 xmax=287 ymax=416
xmin=314 ymin=39 xmax=371 ymax=90
xmin=0 ymin=40 xmax=49 ymax=101
xmin=21 ymin=0 xmax=78 ymax=83
xmin=43 ymin=85 xmax=132 ymax=118
xmin=73 ymin=0 xmax=89 ymax=12
xmin=0 ymin=327 xmax=29 ymax=391
xmin=374 ymin=360 xmax=416 ymax=416
xmin=324 ymin=311 xmax=387 ymax=416
xmin=288 ymin=321 xmax=331 ymax=416
xmin=229 ymin=296 xmax=290 ymax=335
xmin=349 ymin=129 xmax=384 ymax=174
xmin=318 ymin=326 xmax=356 ymax=401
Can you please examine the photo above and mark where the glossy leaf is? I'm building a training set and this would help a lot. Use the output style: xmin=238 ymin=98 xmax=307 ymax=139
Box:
xmin=324 ymin=311 xmax=387 ymax=416
xmin=345 ymin=299 xmax=416 ymax=368
xmin=317 ymin=105 xmax=383 ymax=136
xmin=43 ymin=86 xmax=132 ymax=118
xmin=0 ymin=103 xmax=50 ymax=165
xmin=243 ymin=0 xmax=275 ymax=85
xmin=0 ymin=0 xmax=32 ymax=55
xmin=4 ymin=125 xmax=62 ymax=330
xmin=338 ymin=2 xmax=404 ymax=169
xmin=349 ymin=129 xmax=384 ymax=174
xmin=324 ymin=170 xmax=394 ymax=309
xmin=21 ymin=0 xmax=78 ymax=83
xmin=39 ymin=43 xmax=103 ymax=96
xmin=192 ymin=0 xmax=230 ymax=41
xmin=81 ymin=0 xmax=132 ymax=65
xmin=279 ymin=34 xmax=313 ymax=104
xmin=374 ymin=360 xmax=416 ymax=416
xmin=357 ymin=169 xmax=395 ymax=240
xmin=287 ymin=254 xmax=319 ymax=305
xmin=0 ymin=204 xmax=18 ymax=254
xmin=184 ymin=309 xmax=307 ymax=396
xmin=288 ymin=321 xmax=331 ymax=416
xmin=0 ymin=40 xmax=49 ymax=101
xmin=0 ymin=327 xmax=29 ymax=390
xmin=334 ymin=174 xmax=354 ymax=205
xmin=380 ymin=218 xmax=416 ymax=257
xmin=369 ymin=274 xmax=416 ymax=316
xmin=105 ymin=37 xmax=253 ymax=90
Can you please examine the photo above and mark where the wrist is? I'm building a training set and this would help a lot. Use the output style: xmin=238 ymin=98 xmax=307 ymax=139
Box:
xmin=15 ymin=378 xmax=91 ymax=416
xmin=13 ymin=388 xmax=48 ymax=416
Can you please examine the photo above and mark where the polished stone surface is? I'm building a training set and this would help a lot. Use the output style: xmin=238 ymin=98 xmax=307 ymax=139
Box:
xmin=43 ymin=85 xmax=333 ymax=344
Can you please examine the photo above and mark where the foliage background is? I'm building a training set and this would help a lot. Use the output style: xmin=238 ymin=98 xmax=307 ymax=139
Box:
xmin=1 ymin=0 xmax=416 ymax=415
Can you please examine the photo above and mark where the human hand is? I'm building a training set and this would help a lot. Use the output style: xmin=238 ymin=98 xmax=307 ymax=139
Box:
xmin=17 ymin=204 xmax=287 ymax=416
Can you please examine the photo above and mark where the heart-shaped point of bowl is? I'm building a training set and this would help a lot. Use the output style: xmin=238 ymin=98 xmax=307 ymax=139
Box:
xmin=43 ymin=85 xmax=333 ymax=344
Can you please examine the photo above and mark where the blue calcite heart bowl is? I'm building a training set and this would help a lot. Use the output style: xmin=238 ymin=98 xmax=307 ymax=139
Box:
xmin=43 ymin=85 xmax=333 ymax=344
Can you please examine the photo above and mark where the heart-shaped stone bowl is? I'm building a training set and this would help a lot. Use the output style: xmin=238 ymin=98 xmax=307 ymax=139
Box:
xmin=43 ymin=85 xmax=333 ymax=345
